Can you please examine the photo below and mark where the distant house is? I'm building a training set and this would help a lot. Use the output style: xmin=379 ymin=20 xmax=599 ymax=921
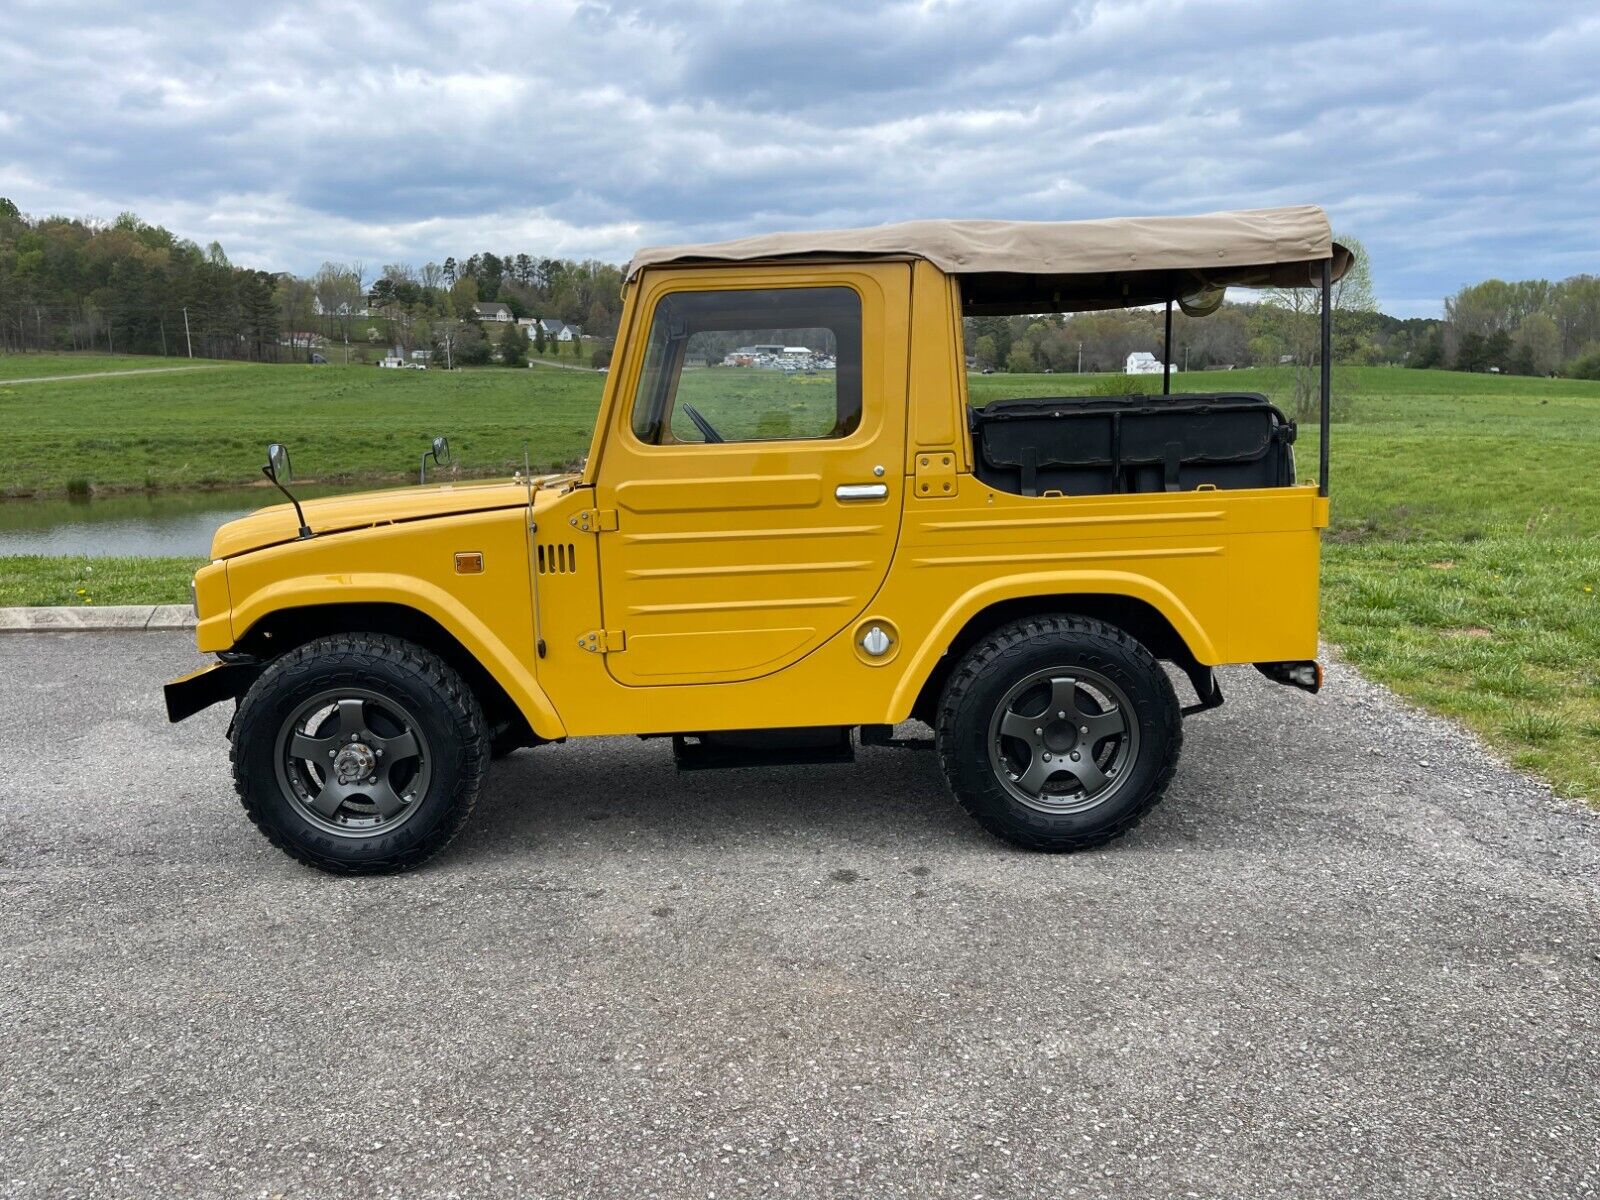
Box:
xmin=1125 ymin=351 xmax=1173 ymax=376
xmin=378 ymin=355 xmax=405 ymax=369
xmin=474 ymin=302 xmax=513 ymax=323
xmin=518 ymin=317 xmax=581 ymax=341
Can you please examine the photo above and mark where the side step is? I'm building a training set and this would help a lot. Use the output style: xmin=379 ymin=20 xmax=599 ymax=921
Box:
xmin=672 ymin=726 xmax=855 ymax=772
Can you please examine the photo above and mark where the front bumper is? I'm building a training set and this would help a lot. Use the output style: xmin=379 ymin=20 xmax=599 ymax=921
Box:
xmin=164 ymin=660 xmax=263 ymax=723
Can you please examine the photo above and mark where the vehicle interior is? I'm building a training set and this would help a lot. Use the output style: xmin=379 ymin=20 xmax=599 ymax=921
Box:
xmin=959 ymin=266 xmax=1313 ymax=500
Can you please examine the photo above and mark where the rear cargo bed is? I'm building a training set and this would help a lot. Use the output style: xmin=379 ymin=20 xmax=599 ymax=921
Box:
xmin=971 ymin=391 xmax=1297 ymax=497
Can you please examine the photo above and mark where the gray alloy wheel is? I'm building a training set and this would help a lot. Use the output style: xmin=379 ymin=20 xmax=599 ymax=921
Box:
xmin=986 ymin=666 xmax=1139 ymax=814
xmin=274 ymin=687 xmax=433 ymax=839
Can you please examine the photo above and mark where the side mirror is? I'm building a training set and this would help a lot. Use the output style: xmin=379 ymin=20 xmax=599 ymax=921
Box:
xmin=262 ymin=442 xmax=311 ymax=538
xmin=420 ymin=435 xmax=451 ymax=484
xmin=265 ymin=442 xmax=293 ymax=484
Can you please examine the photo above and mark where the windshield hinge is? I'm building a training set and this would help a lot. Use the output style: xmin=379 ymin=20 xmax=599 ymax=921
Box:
xmin=568 ymin=508 xmax=618 ymax=533
xmin=577 ymin=628 xmax=626 ymax=654
xmin=913 ymin=450 xmax=959 ymax=499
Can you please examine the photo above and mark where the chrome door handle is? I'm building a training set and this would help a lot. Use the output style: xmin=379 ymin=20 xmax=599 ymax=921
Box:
xmin=836 ymin=483 xmax=889 ymax=501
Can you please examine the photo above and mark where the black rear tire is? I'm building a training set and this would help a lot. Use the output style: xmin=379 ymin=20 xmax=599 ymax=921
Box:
xmin=231 ymin=633 xmax=489 ymax=874
xmin=936 ymin=614 xmax=1181 ymax=852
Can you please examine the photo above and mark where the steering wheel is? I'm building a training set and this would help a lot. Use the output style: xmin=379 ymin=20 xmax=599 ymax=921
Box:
xmin=679 ymin=402 xmax=726 ymax=444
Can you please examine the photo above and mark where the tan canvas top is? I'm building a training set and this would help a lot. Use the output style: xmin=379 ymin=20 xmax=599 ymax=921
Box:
xmin=627 ymin=206 xmax=1349 ymax=297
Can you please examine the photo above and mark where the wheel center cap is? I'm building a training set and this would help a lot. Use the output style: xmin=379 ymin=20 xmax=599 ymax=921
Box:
xmin=1042 ymin=721 xmax=1079 ymax=753
xmin=333 ymin=742 xmax=376 ymax=784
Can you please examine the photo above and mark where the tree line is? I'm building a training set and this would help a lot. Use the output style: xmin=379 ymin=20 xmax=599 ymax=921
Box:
xmin=0 ymin=199 xmax=627 ymax=364
xmin=5 ymin=200 xmax=1598 ymax=381
xmin=1429 ymin=276 xmax=1600 ymax=378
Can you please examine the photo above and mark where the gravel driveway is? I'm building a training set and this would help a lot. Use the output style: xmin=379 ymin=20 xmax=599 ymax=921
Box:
xmin=2 ymin=631 xmax=1596 ymax=1199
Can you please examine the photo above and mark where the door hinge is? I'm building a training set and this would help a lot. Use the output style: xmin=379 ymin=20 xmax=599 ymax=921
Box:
xmin=914 ymin=450 xmax=958 ymax=499
xmin=577 ymin=628 xmax=627 ymax=653
xmin=568 ymin=508 xmax=618 ymax=533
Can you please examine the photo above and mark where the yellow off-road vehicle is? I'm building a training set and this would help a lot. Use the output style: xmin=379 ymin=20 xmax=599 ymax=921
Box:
xmin=167 ymin=206 xmax=1347 ymax=874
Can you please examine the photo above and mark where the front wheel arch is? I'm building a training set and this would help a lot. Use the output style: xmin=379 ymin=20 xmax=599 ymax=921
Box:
xmin=233 ymin=603 xmax=544 ymax=750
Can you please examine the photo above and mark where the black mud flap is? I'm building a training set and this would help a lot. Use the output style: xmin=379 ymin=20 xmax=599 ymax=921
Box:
xmin=164 ymin=661 xmax=262 ymax=723
xmin=1180 ymin=665 xmax=1225 ymax=717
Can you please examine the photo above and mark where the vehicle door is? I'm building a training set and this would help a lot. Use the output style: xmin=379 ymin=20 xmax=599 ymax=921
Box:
xmin=593 ymin=264 xmax=911 ymax=685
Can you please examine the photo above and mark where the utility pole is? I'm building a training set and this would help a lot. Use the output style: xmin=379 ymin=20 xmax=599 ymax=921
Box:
xmin=183 ymin=306 xmax=194 ymax=358
xmin=1077 ymin=342 xmax=1082 ymax=373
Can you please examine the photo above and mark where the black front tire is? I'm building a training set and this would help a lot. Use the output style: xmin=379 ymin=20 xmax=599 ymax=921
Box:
xmin=231 ymin=633 xmax=489 ymax=874
xmin=936 ymin=615 xmax=1182 ymax=852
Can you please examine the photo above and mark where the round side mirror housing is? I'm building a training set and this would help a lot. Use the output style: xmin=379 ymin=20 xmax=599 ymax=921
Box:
xmin=266 ymin=442 xmax=293 ymax=484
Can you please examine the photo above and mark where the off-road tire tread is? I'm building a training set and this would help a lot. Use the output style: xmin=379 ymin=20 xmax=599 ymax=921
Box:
xmin=231 ymin=633 xmax=488 ymax=874
xmin=935 ymin=614 xmax=1182 ymax=852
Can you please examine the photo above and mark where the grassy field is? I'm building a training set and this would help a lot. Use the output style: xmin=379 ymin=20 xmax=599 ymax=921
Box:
xmin=0 ymin=362 xmax=604 ymax=496
xmin=1 ymin=355 xmax=1596 ymax=800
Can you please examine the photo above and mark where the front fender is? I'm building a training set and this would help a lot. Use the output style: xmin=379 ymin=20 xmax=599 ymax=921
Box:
xmin=227 ymin=571 xmax=566 ymax=740
xmin=888 ymin=569 xmax=1218 ymax=717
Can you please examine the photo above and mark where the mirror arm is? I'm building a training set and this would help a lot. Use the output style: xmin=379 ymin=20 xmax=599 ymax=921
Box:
xmin=263 ymin=464 xmax=312 ymax=539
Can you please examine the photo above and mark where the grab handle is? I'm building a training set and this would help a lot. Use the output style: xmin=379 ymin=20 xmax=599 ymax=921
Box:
xmin=835 ymin=483 xmax=888 ymax=501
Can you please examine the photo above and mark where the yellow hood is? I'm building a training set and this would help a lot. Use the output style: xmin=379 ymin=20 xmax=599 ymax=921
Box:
xmin=210 ymin=478 xmax=562 ymax=559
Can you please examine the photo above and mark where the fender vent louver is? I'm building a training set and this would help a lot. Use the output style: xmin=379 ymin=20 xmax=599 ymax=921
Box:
xmin=537 ymin=542 xmax=579 ymax=575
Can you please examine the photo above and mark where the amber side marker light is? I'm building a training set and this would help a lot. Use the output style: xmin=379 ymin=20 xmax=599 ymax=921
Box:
xmin=454 ymin=552 xmax=485 ymax=575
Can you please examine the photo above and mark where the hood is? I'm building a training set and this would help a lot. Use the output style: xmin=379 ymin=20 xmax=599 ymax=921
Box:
xmin=211 ymin=475 xmax=576 ymax=559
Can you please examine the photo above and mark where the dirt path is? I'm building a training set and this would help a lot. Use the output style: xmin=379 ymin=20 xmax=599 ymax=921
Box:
xmin=525 ymin=358 xmax=600 ymax=372
xmin=0 ymin=365 xmax=228 ymax=386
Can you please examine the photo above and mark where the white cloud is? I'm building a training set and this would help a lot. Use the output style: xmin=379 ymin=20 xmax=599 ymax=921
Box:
xmin=0 ymin=0 xmax=1594 ymax=313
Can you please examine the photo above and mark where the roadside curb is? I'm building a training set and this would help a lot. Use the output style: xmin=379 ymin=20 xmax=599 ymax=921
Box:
xmin=0 ymin=605 xmax=196 ymax=632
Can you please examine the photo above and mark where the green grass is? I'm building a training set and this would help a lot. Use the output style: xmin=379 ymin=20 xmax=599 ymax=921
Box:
xmin=0 ymin=362 xmax=605 ymax=496
xmin=0 ymin=352 xmax=234 ymax=380
xmin=0 ymin=555 xmax=203 ymax=606
xmin=1 ymin=355 xmax=1597 ymax=800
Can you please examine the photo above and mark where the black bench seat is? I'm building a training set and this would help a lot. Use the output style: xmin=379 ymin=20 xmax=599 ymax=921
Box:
xmin=970 ymin=392 xmax=1297 ymax=497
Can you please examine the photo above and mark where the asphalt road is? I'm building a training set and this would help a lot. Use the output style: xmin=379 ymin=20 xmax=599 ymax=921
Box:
xmin=2 ymin=631 xmax=1596 ymax=1199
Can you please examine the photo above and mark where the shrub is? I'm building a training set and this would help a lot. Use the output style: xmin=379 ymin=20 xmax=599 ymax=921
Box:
xmin=1562 ymin=350 xmax=1600 ymax=380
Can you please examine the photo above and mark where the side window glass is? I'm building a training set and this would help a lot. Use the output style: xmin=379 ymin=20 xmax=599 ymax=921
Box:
xmin=631 ymin=286 xmax=862 ymax=445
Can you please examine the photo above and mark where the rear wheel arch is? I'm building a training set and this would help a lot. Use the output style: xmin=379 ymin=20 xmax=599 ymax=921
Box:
xmin=906 ymin=592 xmax=1208 ymax=727
xmin=233 ymin=602 xmax=546 ymax=748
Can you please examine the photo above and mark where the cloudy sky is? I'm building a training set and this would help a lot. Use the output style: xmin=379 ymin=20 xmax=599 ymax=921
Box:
xmin=1 ymin=0 xmax=1594 ymax=315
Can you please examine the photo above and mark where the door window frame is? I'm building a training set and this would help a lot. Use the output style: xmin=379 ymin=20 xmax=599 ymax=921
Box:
xmin=608 ymin=265 xmax=896 ymax=461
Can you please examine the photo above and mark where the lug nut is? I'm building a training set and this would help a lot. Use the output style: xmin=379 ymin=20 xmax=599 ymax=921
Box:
xmin=328 ymin=750 xmax=336 ymax=759
xmin=1070 ymin=752 xmax=1080 ymax=761
xmin=1080 ymin=725 xmax=1089 ymax=734
xmin=375 ymin=749 xmax=384 ymax=758
xmin=1034 ymin=726 xmax=1043 ymax=736
xmin=1057 ymin=710 xmax=1066 ymax=719
xmin=1042 ymin=753 xmax=1052 ymax=762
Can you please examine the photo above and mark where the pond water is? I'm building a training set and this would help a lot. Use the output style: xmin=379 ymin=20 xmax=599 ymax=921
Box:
xmin=0 ymin=485 xmax=373 ymax=557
